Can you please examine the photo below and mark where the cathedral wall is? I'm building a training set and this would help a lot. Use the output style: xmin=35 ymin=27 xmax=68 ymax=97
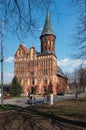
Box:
xmin=14 ymin=11 xmax=68 ymax=96
xmin=57 ymin=76 xmax=68 ymax=94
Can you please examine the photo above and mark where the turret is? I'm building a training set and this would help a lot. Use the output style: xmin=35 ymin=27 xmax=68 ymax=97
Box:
xmin=40 ymin=11 xmax=56 ymax=54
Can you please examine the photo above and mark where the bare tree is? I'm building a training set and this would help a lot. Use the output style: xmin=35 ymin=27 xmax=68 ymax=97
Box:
xmin=72 ymin=69 xmax=79 ymax=98
xmin=70 ymin=63 xmax=86 ymax=98
xmin=70 ymin=0 xmax=86 ymax=59
xmin=0 ymin=0 xmax=55 ymax=40
xmin=77 ymin=63 xmax=86 ymax=93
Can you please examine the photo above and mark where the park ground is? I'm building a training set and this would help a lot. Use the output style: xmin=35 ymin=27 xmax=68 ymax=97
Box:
xmin=0 ymin=96 xmax=86 ymax=130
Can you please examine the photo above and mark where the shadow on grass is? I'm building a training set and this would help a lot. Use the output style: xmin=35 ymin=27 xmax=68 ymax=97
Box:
xmin=0 ymin=105 xmax=86 ymax=130
xmin=0 ymin=104 xmax=22 ymax=111
xmin=25 ymin=106 xmax=86 ymax=127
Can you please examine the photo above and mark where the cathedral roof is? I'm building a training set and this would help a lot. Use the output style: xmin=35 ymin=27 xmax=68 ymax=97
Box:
xmin=57 ymin=66 xmax=66 ymax=78
xmin=41 ymin=11 xmax=55 ymax=36
xmin=36 ymin=51 xmax=40 ymax=55
xmin=20 ymin=44 xmax=29 ymax=54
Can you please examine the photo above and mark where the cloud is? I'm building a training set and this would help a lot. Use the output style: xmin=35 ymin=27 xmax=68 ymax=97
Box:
xmin=38 ymin=27 xmax=43 ymax=31
xmin=5 ymin=73 xmax=14 ymax=77
xmin=22 ymin=43 xmax=27 ymax=47
xmin=4 ymin=73 xmax=14 ymax=83
xmin=58 ymin=58 xmax=86 ymax=73
xmin=4 ymin=56 xmax=14 ymax=63
xmin=0 ymin=72 xmax=14 ymax=83
xmin=58 ymin=58 xmax=70 ymax=66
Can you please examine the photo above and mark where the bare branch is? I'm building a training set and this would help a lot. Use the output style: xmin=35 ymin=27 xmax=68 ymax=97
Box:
xmin=13 ymin=0 xmax=21 ymax=19
xmin=0 ymin=0 xmax=57 ymax=40
xmin=70 ymin=0 xmax=86 ymax=59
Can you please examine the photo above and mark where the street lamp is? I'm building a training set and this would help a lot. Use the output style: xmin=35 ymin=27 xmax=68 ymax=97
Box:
xmin=0 ymin=19 xmax=4 ymax=107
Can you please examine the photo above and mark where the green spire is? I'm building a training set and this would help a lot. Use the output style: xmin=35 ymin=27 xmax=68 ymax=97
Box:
xmin=41 ymin=11 xmax=55 ymax=36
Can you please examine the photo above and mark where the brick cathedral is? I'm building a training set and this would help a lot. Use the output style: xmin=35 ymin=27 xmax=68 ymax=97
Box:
xmin=14 ymin=11 xmax=68 ymax=95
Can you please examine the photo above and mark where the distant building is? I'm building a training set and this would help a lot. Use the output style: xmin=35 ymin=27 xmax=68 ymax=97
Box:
xmin=14 ymin=11 xmax=68 ymax=95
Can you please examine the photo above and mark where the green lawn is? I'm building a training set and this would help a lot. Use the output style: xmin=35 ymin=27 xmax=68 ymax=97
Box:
xmin=0 ymin=104 xmax=21 ymax=111
xmin=0 ymin=97 xmax=86 ymax=130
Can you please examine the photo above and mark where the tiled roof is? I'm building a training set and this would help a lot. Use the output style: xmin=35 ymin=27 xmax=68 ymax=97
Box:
xmin=57 ymin=66 xmax=66 ymax=78
xmin=41 ymin=11 xmax=55 ymax=36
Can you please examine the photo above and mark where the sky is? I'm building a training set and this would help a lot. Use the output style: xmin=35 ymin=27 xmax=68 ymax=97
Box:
xmin=0 ymin=1 xmax=86 ymax=83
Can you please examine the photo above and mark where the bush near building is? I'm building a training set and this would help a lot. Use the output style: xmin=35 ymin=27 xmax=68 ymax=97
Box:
xmin=10 ymin=76 xmax=23 ymax=97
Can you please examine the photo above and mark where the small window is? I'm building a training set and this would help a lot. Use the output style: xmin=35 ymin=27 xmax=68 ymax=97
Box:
xmin=32 ymin=78 xmax=34 ymax=85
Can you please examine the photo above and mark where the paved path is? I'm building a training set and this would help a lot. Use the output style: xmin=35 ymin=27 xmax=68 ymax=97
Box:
xmin=0 ymin=93 xmax=86 ymax=107
xmin=0 ymin=95 xmax=45 ymax=107
xmin=4 ymin=98 xmax=29 ymax=107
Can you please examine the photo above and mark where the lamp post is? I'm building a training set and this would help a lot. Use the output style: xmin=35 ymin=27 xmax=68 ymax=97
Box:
xmin=1 ymin=19 xmax=4 ymax=107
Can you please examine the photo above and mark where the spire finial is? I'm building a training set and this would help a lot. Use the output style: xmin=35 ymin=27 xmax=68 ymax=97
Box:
xmin=46 ymin=10 xmax=49 ymax=20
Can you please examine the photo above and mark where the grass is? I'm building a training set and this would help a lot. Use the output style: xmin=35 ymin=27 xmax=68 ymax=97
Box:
xmin=11 ymin=95 xmax=27 ymax=99
xmin=71 ymin=97 xmax=86 ymax=101
xmin=0 ymin=97 xmax=86 ymax=130
xmin=53 ymin=97 xmax=86 ymax=121
xmin=0 ymin=104 xmax=21 ymax=111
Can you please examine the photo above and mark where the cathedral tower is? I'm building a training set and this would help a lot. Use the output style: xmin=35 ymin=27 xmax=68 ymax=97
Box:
xmin=40 ymin=11 xmax=56 ymax=54
xmin=14 ymin=10 xmax=68 ymax=95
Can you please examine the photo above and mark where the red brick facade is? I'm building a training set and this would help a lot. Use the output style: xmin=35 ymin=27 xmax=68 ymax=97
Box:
xmin=14 ymin=12 xmax=68 ymax=95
